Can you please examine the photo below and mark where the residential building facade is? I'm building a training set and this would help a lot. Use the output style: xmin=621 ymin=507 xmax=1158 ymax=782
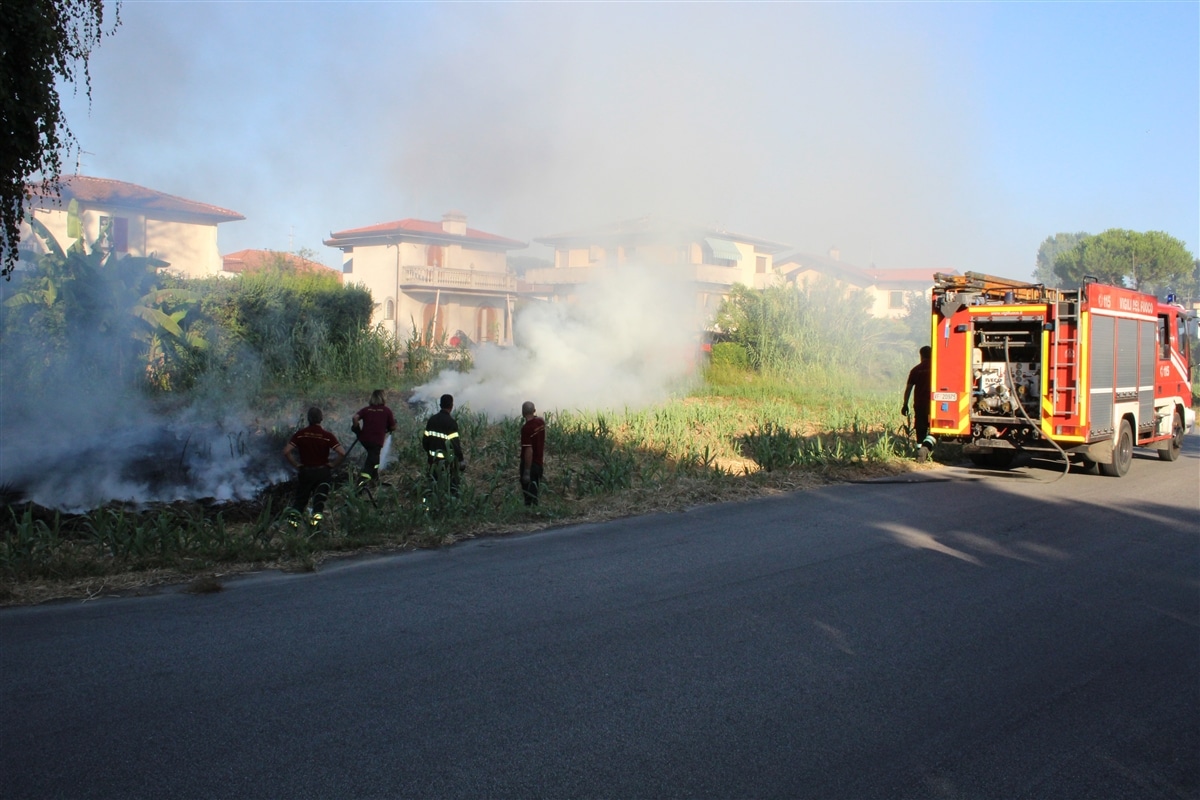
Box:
xmin=19 ymin=175 xmax=244 ymax=277
xmin=778 ymin=250 xmax=951 ymax=319
xmin=324 ymin=212 xmax=526 ymax=345
xmin=526 ymin=216 xmax=791 ymax=317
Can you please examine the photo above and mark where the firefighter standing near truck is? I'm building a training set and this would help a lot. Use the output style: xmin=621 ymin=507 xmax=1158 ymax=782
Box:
xmin=423 ymin=393 xmax=465 ymax=497
xmin=902 ymin=345 xmax=936 ymax=462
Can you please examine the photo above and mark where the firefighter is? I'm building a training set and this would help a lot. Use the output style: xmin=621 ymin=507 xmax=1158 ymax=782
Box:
xmin=282 ymin=406 xmax=346 ymax=522
xmin=902 ymin=345 xmax=936 ymax=462
xmin=351 ymin=389 xmax=397 ymax=487
xmin=422 ymin=393 xmax=465 ymax=497
xmin=519 ymin=400 xmax=546 ymax=506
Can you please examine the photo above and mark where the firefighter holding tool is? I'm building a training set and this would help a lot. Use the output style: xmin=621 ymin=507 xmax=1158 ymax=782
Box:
xmin=351 ymin=389 xmax=397 ymax=487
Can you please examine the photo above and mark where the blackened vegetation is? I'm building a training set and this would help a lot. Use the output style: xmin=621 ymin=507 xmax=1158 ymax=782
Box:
xmin=2 ymin=422 xmax=292 ymax=511
xmin=0 ymin=423 xmax=312 ymax=582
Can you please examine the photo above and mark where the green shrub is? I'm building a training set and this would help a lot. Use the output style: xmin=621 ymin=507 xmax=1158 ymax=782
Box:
xmin=710 ymin=341 xmax=749 ymax=369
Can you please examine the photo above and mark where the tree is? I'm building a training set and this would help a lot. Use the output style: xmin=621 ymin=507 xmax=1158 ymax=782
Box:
xmin=3 ymin=219 xmax=203 ymax=390
xmin=1054 ymin=229 xmax=1195 ymax=293
xmin=1034 ymin=232 xmax=1089 ymax=287
xmin=713 ymin=279 xmax=898 ymax=377
xmin=1 ymin=0 xmax=119 ymax=279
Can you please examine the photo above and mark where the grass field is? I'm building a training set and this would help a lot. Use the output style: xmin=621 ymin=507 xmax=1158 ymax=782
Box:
xmin=0 ymin=367 xmax=934 ymax=605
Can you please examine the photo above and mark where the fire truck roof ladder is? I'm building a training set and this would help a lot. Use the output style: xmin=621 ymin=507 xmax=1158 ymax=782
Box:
xmin=934 ymin=271 xmax=1059 ymax=304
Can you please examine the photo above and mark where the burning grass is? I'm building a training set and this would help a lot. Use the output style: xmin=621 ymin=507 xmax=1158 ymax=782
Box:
xmin=0 ymin=377 xmax=932 ymax=606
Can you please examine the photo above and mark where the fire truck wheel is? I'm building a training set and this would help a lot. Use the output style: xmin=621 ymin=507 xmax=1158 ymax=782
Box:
xmin=986 ymin=450 xmax=1016 ymax=470
xmin=969 ymin=451 xmax=1015 ymax=469
xmin=1158 ymin=410 xmax=1184 ymax=462
xmin=1100 ymin=419 xmax=1133 ymax=477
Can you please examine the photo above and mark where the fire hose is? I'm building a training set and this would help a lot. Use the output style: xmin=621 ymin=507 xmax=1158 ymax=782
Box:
xmin=1002 ymin=337 xmax=1070 ymax=483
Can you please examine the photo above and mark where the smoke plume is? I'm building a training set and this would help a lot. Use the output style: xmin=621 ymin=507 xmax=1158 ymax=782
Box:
xmin=413 ymin=265 xmax=705 ymax=418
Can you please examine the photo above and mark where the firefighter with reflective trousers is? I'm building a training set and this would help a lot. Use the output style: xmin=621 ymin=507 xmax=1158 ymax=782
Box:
xmin=422 ymin=393 xmax=465 ymax=496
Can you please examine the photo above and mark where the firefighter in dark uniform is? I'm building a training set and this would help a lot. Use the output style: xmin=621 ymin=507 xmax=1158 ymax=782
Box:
xmin=351 ymin=389 xmax=397 ymax=486
xmin=282 ymin=406 xmax=347 ymax=521
xmin=902 ymin=345 xmax=936 ymax=462
xmin=422 ymin=393 xmax=465 ymax=496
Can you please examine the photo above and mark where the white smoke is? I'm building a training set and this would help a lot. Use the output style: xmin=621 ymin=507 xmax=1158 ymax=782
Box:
xmin=0 ymin=403 xmax=292 ymax=513
xmin=0 ymin=326 xmax=294 ymax=512
xmin=413 ymin=265 xmax=706 ymax=418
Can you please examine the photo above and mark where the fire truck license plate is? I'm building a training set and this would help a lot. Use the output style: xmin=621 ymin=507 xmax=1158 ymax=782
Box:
xmin=933 ymin=392 xmax=957 ymax=402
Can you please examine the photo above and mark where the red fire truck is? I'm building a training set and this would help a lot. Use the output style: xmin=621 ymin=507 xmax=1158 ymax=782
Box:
xmin=927 ymin=272 xmax=1194 ymax=476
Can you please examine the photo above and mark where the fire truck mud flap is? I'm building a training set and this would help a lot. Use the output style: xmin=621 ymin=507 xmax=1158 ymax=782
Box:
xmin=1067 ymin=439 xmax=1114 ymax=465
xmin=962 ymin=439 xmax=1018 ymax=455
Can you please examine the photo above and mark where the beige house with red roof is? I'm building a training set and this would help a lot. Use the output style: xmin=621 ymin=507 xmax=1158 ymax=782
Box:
xmin=19 ymin=176 xmax=244 ymax=278
xmin=528 ymin=216 xmax=791 ymax=317
xmin=778 ymin=250 xmax=953 ymax=319
xmin=324 ymin=212 xmax=526 ymax=345
xmin=222 ymin=249 xmax=341 ymax=280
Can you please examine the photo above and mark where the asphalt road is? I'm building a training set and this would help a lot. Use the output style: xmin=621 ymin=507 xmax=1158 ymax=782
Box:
xmin=2 ymin=439 xmax=1198 ymax=800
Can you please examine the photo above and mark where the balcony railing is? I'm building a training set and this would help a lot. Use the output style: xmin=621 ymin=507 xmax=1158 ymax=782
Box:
xmin=401 ymin=265 xmax=516 ymax=292
xmin=523 ymin=266 xmax=600 ymax=285
xmin=525 ymin=264 xmax=751 ymax=288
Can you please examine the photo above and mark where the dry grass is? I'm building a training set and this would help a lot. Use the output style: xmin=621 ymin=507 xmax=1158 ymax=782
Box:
xmin=0 ymin=461 xmax=926 ymax=608
xmin=1 ymin=376 xmax=934 ymax=607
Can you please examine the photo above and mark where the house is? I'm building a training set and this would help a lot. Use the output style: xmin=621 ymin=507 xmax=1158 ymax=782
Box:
xmin=19 ymin=175 xmax=244 ymax=278
xmin=777 ymin=249 xmax=952 ymax=319
xmin=527 ymin=216 xmax=791 ymax=317
xmin=222 ymin=249 xmax=341 ymax=280
xmin=324 ymin=212 xmax=526 ymax=345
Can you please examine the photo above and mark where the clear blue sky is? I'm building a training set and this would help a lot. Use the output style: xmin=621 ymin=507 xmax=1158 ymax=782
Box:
xmin=62 ymin=1 xmax=1198 ymax=281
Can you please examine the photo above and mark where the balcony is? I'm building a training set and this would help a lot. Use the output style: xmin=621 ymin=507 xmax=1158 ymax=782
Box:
xmin=525 ymin=264 xmax=747 ymax=288
xmin=523 ymin=266 xmax=601 ymax=285
xmin=400 ymin=264 xmax=516 ymax=292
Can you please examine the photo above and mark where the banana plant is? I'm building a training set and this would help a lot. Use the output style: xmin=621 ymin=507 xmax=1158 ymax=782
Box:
xmin=6 ymin=221 xmax=206 ymax=389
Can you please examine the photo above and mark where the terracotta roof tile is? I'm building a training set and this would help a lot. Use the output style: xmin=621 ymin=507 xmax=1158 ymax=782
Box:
xmin=863 ymin=268 xmax=955 ymax=285
xmin=779 ymin=253 xmax=955 ymax=287
xmin=222 ymin=249 xmax=340 ymax=277
xmin=534 ymin=215 xmax=790 ymax=253
xmin=326 ymin=217 xmax=526 ymax=249
xmin=34 ymin=175 xmax=244 ymax=222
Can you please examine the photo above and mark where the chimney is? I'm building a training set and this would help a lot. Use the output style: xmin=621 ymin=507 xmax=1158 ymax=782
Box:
xmin=828 ymin=246 xmax=840 ymax=261
xmin=442 ymin=211 xmax=467 ymax=236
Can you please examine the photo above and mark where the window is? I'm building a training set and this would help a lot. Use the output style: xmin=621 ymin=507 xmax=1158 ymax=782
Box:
xmin=477 ymin=306 xmax=499 ymax=342
xmin=1159 ymin=315 xmax=1172 ymax=359
xmin=98 ymin=215 xmax=129 ymax=253
xmin=889 ymin=290 xmax=905 ymax=309
xmin=756 ymin=255 xmax=767 ymax=274
xmin=705 ymin=238 xmax=741 ymax=266
xmin=385 ymin=298 xmax=395 ymax=320
xmin=427 ymin=245 xmax=443 ymax=268
xmin=421 ymin=303 xmax=444 ymax=343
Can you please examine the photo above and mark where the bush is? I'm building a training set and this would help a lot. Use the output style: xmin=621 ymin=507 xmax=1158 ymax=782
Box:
xmin=710 ymin=341 xmax=749 ymax=370
xmin=713 ymin=280 xmax=919 ymax=386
